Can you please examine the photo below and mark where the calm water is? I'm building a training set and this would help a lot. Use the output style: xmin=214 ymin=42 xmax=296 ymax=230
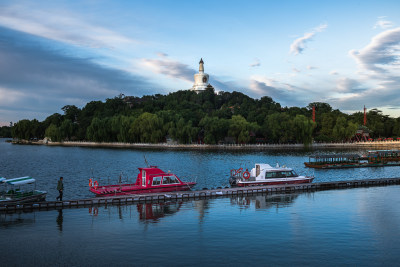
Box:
xmin=1 ymin=139 xmax=400 ymax=200
xmin=1 ymin=139 xmax=400 ymax=266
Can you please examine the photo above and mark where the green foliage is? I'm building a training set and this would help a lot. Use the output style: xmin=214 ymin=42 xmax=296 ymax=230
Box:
xmin=0 ymin=126 xmax=12 ymax=137
xmin=130 ymin=113 xmax=164 ymax=143
xmin=10 ymin=92 xmax=400 ymax=144
xmin=262 ymin=113 xmax=294 ymax=143
xmin=293 ymin=115 xmax=315 ymax=145
xmin=12 ymin=120 xmax=34 ymax=140
xmin=228 ymin=115 xmax=255 ymax=143
xmin=45 ymin=124 xmax=62 ymax=142
xmin=199 ymin=116 xmax=229 ymax=144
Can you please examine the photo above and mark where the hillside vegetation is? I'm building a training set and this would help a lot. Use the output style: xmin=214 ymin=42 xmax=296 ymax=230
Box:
xmin=10 ymin=89 xmax=400 ymax=144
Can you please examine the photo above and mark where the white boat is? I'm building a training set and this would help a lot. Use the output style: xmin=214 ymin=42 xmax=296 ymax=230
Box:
xmin=0 ymin=176 xmax=47 ymax=205
xmin=229 ymin=163 xmax=314 ymax=187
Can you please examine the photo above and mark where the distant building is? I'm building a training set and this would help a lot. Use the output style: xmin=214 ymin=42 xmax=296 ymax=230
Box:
xmin=191 ymin=58 xmax=214 ymax=93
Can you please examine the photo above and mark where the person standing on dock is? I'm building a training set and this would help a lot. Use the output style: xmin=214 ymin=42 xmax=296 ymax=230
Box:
xmin=56 ymin=177 xmax=64 ymax=201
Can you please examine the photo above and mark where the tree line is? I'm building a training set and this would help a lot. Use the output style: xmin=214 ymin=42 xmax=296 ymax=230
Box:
xmin=8 ymin=89 xmax=400 ymax=144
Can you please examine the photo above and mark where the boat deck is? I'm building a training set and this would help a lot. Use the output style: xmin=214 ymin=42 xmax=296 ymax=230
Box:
xmin=1 ymin=177 xmax=400 ymax=213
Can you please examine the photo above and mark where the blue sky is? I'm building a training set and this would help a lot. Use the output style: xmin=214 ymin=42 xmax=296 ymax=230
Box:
xmin=1 ymin=0 xmax=400 ymax=126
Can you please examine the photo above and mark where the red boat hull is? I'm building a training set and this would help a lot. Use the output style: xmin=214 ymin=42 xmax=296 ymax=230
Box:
xmin=236 ymin=177 xmax=314 ymax=187
xmin=90 ymin=182 xmax=196 ymax=197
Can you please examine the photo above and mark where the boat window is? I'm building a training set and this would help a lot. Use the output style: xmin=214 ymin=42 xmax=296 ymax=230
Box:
xmin=152 ymin=176 xmax=162 ymax=186
xmin=142 ymin=170 xmax=146 ymax=187
xmin=162 ymin=176 xmax=180 ymax=184
xmin=265 ymin=172 xmax=275 ymax=178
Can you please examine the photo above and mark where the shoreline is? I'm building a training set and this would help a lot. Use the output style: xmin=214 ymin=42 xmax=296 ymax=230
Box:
xmin=9 ymin=139 xmax=400 ymax=150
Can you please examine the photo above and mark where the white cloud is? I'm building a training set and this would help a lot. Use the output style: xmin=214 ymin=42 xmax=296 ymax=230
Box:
xmin=141 ymin=54 xmax=195 ymax=83
xmin=373 ymin=18 xmax=394 ymax=29
xmin=250 ymin=58 xmax=261 ymax=67
xmin=307 ymin=66 xmax=317 ymax=70
xmin=0 ymin=5 xmax=137 ymax=49
xmin=349 ymin=27 xmax=400 ymax=74
xmin=248 ymin=75 xmax=306 ymax=106
xmin=330 ymin=70 xmax=339 ymax=75
xmin=335 ymin=77 xmax=366 ymax=93
xmin=290 ymin=23 xmax=327 ymax=55
xmin=0 ymin=31 xmax=156 ymax=122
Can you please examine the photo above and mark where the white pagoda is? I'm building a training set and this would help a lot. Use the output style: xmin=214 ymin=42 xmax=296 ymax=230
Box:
xmin=191 ymin=58 xmax=214 ymax=93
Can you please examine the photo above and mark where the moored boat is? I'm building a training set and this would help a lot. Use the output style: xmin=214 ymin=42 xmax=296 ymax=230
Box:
xmin=0 ymin=176 xmax=47 ymax=205
xmin=305 ymin=150 xmax=400 ymax=169
xmin=89 ymin=166 xmax=196 ymax=196
xmin=229 ymin=164 xmax=314 ymax=187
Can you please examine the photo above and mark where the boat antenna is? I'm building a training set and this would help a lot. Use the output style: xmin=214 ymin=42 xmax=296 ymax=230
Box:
xmin=143 ymin=155 xmax=149 ymax=167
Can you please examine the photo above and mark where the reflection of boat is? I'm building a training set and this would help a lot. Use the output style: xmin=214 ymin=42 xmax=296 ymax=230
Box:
xmin=305 ymin=150 xmax=400 ymax=169
xmin=137 ymin=202 xmax=182 ymax=222
xmin=89 ymin=166 xmax=196 ymax=197
xmin=229 ymin=164 xmax=314 ymax=187
xmin=0 ymin=212 xmax=36 ymax=227
xmin=88 ymin=202 xmax=183 ymax=223
xmin=230 ymin=194 xmax=299 ymax=210
xmin=0 ymin=177 xmax=47 ymax=205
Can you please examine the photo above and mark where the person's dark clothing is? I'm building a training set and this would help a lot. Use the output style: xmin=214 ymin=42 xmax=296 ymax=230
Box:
xmin=56 ymin=179 xmax=64 ymax=201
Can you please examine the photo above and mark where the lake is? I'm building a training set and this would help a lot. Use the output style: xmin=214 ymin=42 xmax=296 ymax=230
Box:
xmin=1 ymin=139 xmax=400 ymax=266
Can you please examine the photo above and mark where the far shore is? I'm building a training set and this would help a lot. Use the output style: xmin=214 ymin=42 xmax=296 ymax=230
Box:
xmin=9 ymin=139 xmax=400 ymax=150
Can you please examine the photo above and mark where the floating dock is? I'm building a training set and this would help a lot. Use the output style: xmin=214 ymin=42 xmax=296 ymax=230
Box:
xmin=1 ymin=177 xmax=400 ymax=213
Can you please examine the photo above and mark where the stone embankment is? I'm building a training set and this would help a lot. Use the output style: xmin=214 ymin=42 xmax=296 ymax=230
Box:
xmin=12 ymin=139 xmax=400 ymax=150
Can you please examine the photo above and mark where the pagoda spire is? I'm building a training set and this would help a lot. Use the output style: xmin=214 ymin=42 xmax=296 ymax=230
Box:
xmin=199 ymin=58 xmax=204 ymax=73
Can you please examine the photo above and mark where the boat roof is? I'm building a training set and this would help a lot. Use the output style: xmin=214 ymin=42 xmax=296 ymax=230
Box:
xmin=138 ymin=166 xmax=172 ymax=176
xmin=2 ymin=176 xmax=36 ymax=185
xmin=309 ymin=154 xmax=360 ymax=159
xmin=255 ymin=163 xmax=292 ymax=171
xmin=0 ymin=177 xmax=5 ymax=182
xmin=367 ymin=150 xmax=400 ymax=154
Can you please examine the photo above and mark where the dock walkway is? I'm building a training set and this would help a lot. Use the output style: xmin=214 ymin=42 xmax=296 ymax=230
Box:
xmin=1 ymin=177 xmax=400 ymax=213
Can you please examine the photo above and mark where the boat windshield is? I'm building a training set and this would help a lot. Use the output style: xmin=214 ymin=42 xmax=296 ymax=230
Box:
xmin=265 ymin=171 xmax=297 ymax=178
xmin=162 ymin=176 xmax=180 ymax=185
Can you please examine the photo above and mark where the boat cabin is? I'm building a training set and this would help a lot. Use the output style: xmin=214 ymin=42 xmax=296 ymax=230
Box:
xmin=0 ymin=176 xmax=47 ymax=203
xmin=306 ymin=154 xmax=360 ymax=165
xmin=250 ymin=164 xmax=298 ymax=180
xmin=136 ymin=166 xmax=183 ymax=188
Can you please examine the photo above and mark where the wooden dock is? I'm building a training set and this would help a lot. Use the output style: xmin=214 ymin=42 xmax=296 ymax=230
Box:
xmin=1 ymin=177 xmax=400 ymax=213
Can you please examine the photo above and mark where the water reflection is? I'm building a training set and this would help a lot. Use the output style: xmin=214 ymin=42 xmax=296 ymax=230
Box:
xmin=0 ymin=212 xmax=36 ymax=228
xmin=88 ymin=202 xmax=184 ymax=223
xmin=56 ymin=209 xmax=63 ymax=232
xmin=136 ymin=202 xmax=182 ymax=222
xmin=230 ymin=193 xmax=300 ymax=210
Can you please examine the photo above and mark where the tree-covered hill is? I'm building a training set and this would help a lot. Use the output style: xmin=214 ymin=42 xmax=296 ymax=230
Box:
xmin=10 ymin=89 xmax=400 ymax=144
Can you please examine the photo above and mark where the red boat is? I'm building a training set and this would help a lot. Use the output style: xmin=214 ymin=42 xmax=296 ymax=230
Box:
xmin=89 ymin=166 xmax=196 ymax=196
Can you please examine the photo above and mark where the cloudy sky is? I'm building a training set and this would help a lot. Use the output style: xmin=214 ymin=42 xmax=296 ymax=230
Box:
xmin=1 ymin=0 xmax=400 ymax=126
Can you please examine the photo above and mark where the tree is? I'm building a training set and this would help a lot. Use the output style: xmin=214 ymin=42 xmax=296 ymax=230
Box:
xmin=62 ymin=105 xmax=80 ymax=123
xmin=332 ymin=116 xmax=348 ymax=141
xmin=293 ymin=115 xmax=315 ymax=145
xmin=228 ymin=115 xmax=253 ymax=143
xmin=59 ymin=119 xmax=75 ymax=141
xmin=262 ymin=113 xmax=295 ymax=143
xmin=12 ymin=119 xmax=32 ymax=140
xmin=0 ymin=126 xmax=12 ymax=138
xmin=199 ymin=116 xmax=229 ymax=144
xmin=307 ymin=102 xmax=332 ymax=114
xmin=130 ymin=113 xmax=164 ymax=143
xmin=86 ymin=117 xmax=112 ymax=142
xmin=45 ymin=124 xmax=62 ymax=142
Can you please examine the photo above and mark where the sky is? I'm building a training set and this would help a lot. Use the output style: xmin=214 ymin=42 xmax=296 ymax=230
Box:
xmin=1 ymin=0 xmax=400 ymax=126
